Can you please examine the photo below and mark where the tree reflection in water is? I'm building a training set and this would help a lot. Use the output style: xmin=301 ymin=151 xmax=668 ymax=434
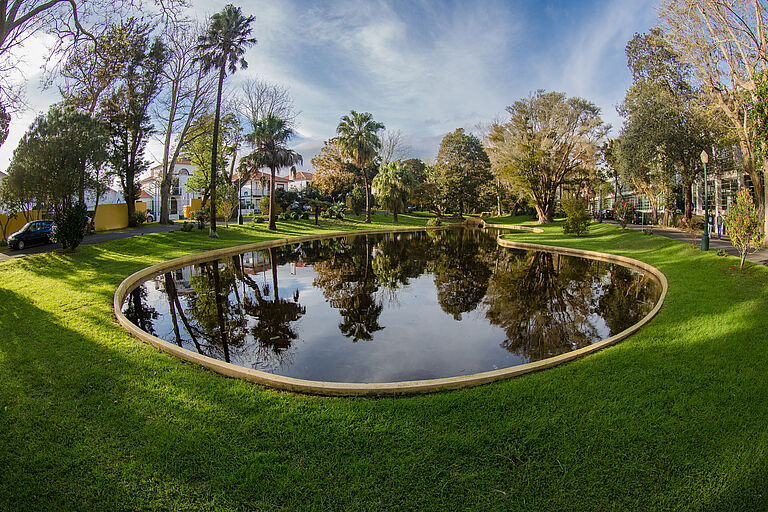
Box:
xmin=185 ymin=260 xmax=247 ymax=363
xmin=313 ymin=234 xmax=383 ymax=341
xmin=484 ymin=251 xmax=598 ymax=361
xmin=124 ymin=285 xmax=158 ymax=335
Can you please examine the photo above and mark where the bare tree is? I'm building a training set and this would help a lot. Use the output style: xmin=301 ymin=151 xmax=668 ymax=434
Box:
xmin=240 ymin=78 xmax=297 ymax=130
xmin=154 ymin=20 xmax=216 ymax=224
xmin=660 ymin=0 xmax=768 ymax=241
xmin=1 ymin=0 xmax=186 ymax=118
xmin=378 ymin=128 xmax=412 ymax=164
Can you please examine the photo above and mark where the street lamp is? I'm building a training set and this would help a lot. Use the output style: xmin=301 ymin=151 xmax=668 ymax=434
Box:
xmin=701 ymin=150 xmax=709 ymax=251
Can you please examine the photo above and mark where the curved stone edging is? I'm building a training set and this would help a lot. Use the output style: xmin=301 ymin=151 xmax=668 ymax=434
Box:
xmin=484 ymin=223 xmax=545 ymax=233
xmin=113 ymin=226 xmax=668 ymax=396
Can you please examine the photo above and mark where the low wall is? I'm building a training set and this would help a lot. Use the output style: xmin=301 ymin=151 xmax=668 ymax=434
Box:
xmin=1 ymin=210 xmax=41 ymax=238
xmin=94 ymin=202 xmax=147 ymax=232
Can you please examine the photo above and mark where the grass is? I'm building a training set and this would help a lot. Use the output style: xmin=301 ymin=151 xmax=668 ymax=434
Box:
xmin=1 ymin=215 xmax=768 ymax=511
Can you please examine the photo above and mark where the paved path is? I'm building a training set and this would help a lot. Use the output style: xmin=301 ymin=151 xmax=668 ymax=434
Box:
xmin=0 ymin=223 xmax=179 ymax=262
xmin=606 ymin=221 xmax=768 ymax=266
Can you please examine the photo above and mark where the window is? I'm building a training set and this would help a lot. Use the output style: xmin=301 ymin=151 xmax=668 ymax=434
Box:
xmin=171 ymin=178 xmax=181 ymax=196
xmin=171 ymin=198 xmax=178 ymax=215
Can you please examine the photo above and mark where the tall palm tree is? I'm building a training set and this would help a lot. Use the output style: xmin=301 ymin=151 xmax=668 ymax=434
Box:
xmin=197 ymin=5 xmax=256 ymax=238
xmin=336 ymin=111 xmax=384 ymax=223
xmin=244 ymin=115 xmax=303 ymax=230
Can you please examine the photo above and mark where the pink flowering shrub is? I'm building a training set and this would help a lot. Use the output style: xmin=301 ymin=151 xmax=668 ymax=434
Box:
xmin=613 ymin=200 xmax=635 ymax=230
xmin=723 ymin=189 xmax=764 ymax=269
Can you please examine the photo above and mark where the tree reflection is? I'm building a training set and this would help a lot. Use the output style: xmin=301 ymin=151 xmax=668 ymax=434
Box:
xmin=432 ymin=228 xmax=494 ymax=320
xmin=124 ymin=285 xmax=158 ymax=335
xmin=186 ymin=260 xmax=247 ymax=363
xmin=598 ymin=264 xmax=659 ymax=334
xmin=313 ymin=234 xmax=383 ymax=341
xmin=234 ymin=252 xmax=306 ymax=367
xmin=484 ymin=251 xmax=598 ymax=361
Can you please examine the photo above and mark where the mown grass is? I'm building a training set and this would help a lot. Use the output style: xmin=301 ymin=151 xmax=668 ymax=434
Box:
xmin=1 ymin=216 xmax=767 ymax=511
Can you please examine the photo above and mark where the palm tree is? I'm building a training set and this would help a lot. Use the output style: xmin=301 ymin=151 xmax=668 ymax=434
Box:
xmin=244 ymin=116 xmax=303 ymax=230
xmin=336 ymin=111 xmax=384 ymax=223
xmin=372 ymin=161 xmax=413 ymax=223
xmin=197 ymin=5 xmax=256 ymax=238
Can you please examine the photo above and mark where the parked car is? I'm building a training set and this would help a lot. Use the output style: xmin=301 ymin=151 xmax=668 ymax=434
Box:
xmin=7 ymin=220 xmax=55 ymax=250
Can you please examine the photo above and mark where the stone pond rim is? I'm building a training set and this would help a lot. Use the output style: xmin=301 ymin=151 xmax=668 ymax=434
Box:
xmin=113 ymin=225 xmax=669 ymax=396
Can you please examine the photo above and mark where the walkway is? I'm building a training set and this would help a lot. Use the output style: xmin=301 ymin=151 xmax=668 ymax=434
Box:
xmin=608 ymin=221 xmax=768 ymax=266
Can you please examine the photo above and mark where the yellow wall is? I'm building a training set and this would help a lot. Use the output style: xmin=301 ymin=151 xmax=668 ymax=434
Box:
xmin=0 ymin=210 xmax=41 ymax=238
xmin=190 ymin=198 xmax=202 ymax=216
xmin=93 ymin=202 xmax=147 ymax=232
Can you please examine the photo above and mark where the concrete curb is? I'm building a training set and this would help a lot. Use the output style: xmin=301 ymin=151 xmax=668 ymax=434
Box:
xmin=114 ymin=226 xmax=667 ymax=396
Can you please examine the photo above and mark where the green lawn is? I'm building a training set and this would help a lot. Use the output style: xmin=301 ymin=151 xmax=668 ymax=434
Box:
xmin=1 ymin=216 xmax=767 ymax=511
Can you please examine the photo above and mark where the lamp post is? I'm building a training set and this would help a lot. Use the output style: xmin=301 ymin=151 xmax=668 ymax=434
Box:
xmin=701 ymin=150 xmax=709 ymax=252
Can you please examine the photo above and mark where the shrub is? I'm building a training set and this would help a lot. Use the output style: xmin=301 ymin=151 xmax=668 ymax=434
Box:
xmin=724 ymin=189 xmax=764 ymax=269
xmin=253 ymin=216 xmax=265 ymax=224
xmin=613 ymin=200 xmax=635 ymax=230
xmin=291 ymin=211 xmax=300 ymax=220
xmin=54 ymin=202 xmax=89 ymax=251
xmin=561 ymin=196 xmax=591 ymax=237
xmin=300 ymin=212 xmax=309 ymax=220
xmin=181 ymin=222 xmax=194 ymax=232
xmin=194 ymin=209 xmax=208 ymax=229
xmin=427 ymin=218 xmax=442 ymax=227
xmin=128 ymin=210 xmax=148 ymax=227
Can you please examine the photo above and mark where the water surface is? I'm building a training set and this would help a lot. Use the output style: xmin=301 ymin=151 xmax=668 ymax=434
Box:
xmin=123 ymin=228 xmax=660 ymax=382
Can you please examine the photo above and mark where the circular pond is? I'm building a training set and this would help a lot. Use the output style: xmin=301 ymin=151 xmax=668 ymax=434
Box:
xmin=118 ymin=228 xmax=663 ymax=389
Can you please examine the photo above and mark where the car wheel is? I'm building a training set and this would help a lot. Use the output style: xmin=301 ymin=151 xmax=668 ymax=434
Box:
xmin=17 ymin=240 xmax=25 ymax=250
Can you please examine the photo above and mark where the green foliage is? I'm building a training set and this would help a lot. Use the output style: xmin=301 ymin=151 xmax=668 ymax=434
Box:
xmin=183 ymin=113 xmax=241 ymax=197
xmin=7 ymin=104 xmax=108 ymax=213
xmin=258 ymin=196 xmax=272 ymax=216
xmin=101 ymin=35 xmax=166 ymax=217
xmin=181 ymin=222 xmax=194 ymax=232
xmin=53 ymin=202 xmax=89 ymax=251
xmin=427 ymin=218 xmax=442 ymax=227
xmin=561 ymin=196 xmax=591 ymax=237
xmin=372 ymin=161 xmax=414 ymax=222
xmin=129 ymin=210 xmax=148 ymax=227
xmin=350 ymin=185 xmax=370 ymax=216
xmin=252 ymin=215 xmax=265 ymax=224
xmin=724 ymin=189 xmax=764 ymax=269
xmin=487 ymin=91 xmax=608 ymax=224
xmin=434 ymin=128 xmax=492 ymax=217
xmin=613 ymin=200 xmax=635 ymax=229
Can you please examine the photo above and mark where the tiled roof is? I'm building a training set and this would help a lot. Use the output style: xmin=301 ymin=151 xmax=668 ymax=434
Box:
xmin=138 ymin=190 xmax=153 ymax=199
xmin=294 ymin=171 xmax=314 ymax=180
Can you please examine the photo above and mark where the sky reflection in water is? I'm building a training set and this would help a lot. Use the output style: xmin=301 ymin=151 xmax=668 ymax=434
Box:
xmin=123 ymin=228 xmax=660 ymax=383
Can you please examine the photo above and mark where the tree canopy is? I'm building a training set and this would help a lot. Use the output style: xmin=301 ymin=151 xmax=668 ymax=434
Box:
xmin=487 ymin=90 xmax=608 ymax=224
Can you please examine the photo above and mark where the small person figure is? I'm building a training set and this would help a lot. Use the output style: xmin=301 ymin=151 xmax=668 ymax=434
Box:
xmin=716 ymin=213 xmax=723 ymax=239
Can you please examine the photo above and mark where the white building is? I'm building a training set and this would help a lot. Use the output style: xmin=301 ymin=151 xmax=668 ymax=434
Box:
xmin=139 ymin=160 xmax=200 ymax=221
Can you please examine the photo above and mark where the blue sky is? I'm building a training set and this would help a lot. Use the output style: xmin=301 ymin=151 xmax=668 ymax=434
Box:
xmin=1 ymin=0 xmax=658 ymax=172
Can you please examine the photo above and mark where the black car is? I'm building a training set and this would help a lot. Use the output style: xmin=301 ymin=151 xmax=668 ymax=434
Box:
xmin=7 ymin=220 xmax=55 ymax=250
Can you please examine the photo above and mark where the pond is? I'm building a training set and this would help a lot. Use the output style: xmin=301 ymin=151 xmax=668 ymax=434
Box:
xmin=122 ymin=228 xmax=661 ymax=383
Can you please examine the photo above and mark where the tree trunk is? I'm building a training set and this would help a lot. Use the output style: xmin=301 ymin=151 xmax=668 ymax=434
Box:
xmin=268 ymin=166 xmax=277 ymax=231
xmin=209 ymin=66 xmax=226 ymax=239
xmin=160 ymin=175 xmax=172 ymax=224
xmin=363 ymin=163 xmax=371 ymax=223
xmin=684 ymin=180 xmax=693 ymax=221
xmin=393 ymin=206 xmax=398 ymax=223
